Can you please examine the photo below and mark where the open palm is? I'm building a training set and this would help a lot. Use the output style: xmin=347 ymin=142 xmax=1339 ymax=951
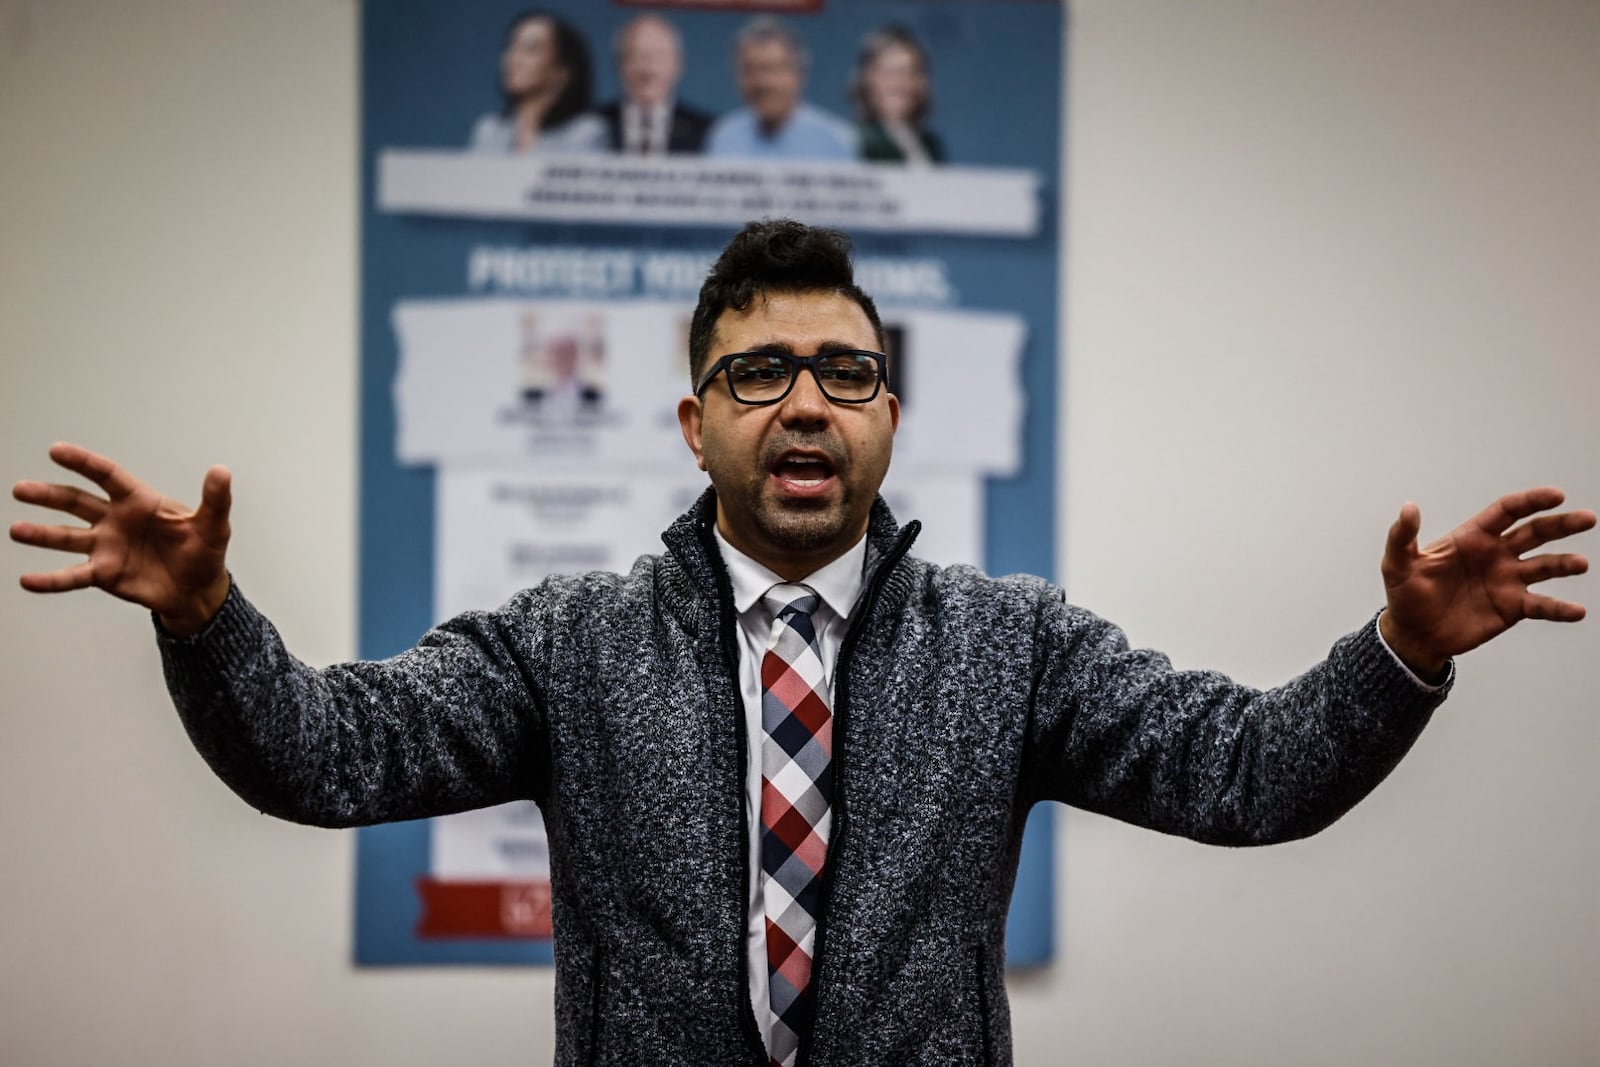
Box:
xmin=1380 ymin=488 xmax=1593 ymax=674
xmin=11 ymin=443 xmax=233 ymax=634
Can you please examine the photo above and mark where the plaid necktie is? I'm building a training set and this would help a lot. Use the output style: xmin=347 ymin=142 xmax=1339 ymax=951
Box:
xmin=759 ymin=584 xmax=833 ymax=1067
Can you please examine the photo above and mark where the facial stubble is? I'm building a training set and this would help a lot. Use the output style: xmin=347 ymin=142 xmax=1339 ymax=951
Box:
xmin=705 ymin=424 xmax=885 ymax=562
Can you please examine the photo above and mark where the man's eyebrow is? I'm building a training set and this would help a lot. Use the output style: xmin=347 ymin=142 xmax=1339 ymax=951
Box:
xmin=735 ymin=340 xmax=872 ymax=356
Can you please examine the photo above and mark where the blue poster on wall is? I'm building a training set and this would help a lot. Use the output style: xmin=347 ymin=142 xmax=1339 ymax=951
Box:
xmin=356 ymin=0 xmax=1064 ymax=967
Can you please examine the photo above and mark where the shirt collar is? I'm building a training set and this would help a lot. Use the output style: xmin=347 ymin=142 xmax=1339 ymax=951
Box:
xmin=714 ymin=525 xmax=867 ymax=621
xmin=624 ymin=100 xmax=672 ymax=122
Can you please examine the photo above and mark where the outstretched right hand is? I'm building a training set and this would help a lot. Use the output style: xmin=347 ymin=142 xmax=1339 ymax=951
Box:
xmin=11 ymin=443 xmax=232 ymax=636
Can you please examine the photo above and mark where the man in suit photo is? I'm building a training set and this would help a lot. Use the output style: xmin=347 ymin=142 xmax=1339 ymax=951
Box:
xmin=596 ymin=13 xmax=711 ymax=156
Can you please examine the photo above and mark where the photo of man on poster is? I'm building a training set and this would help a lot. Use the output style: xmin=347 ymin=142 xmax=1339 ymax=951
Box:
xmin=597 ymin=14 xmax=712 ymax=155
xmin=707 ymin=16 xmax=856 ymax=162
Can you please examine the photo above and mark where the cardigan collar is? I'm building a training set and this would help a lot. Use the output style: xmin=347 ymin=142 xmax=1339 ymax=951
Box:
xmin=660 ymin=488 xmax=920 ymax=621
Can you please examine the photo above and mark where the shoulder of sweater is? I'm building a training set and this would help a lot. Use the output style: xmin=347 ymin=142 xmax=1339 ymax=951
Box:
xmin=895 ymin=554 xmax=1060 ymax=612
xmin=495 ymin=554 xmax=665 ymax=608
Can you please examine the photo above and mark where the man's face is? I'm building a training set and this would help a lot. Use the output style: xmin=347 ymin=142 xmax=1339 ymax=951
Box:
xmin=619 ymin=18 xmax=682 ymax=109
xmin=545 ymin=336 xmax=579 ymax=381
xmin=736 ymin=39 xmax=803 ymax=130
xmin=678 ymin=290 xmax=899 ymax=581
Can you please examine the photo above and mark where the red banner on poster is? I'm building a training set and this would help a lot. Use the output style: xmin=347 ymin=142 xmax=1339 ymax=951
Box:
xmin=415 ymin=878 xmax=553 ymax=938
xmin=616 ymin=1 xmax=824 ymax=12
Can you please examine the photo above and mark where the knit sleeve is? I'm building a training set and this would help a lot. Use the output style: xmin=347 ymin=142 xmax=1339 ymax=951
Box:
xmin=156 ymin=580 xmax=550 ymax=828
xmin=1021 ymin=589 xmax=1449 ymax=845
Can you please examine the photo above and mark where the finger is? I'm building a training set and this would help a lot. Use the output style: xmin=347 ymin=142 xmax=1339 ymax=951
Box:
xmin=9 ymin=521 xmax=94 ymax=555
xmin=1471 ymin=486 xmax=1567 ymax=537
xmin=1516 ymin=552 xmax=1589 ymax=585
xmin=1506 ymin=510 xmax=1598 ymax=555
xmin=1522 ymin=592 xmax=1586 ymax=623
xmin=47 ymin=442 xmax=141 ymax=500
xmin=11 ymin=480 xmax=108 ymax=523
xmin=194 ymin=466 xmax=233 ymax=541
xmin=1381 ymin=502 xmax=1421 ymax=580
xmin=18 ymin=561 xmax=96 ymax=594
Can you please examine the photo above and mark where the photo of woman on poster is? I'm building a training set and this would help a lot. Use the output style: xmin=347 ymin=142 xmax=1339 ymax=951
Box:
xmin=469 ymin=8 xmax=606 ymax=155
xmin=851 ymin=24 xmax=944 ymax=164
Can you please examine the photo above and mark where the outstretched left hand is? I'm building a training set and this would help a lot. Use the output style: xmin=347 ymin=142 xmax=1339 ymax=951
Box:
xmin=1378 ymin=487 xmax=1595 ymax=678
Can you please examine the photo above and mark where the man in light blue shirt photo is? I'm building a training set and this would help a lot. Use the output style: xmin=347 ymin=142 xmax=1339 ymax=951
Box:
xmin=707 ymin=17 xmax=856 ymax=162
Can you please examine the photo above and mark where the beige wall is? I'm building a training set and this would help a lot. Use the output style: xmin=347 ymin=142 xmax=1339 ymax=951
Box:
xmin=1 ymin=1 xmax=1595 ymax=1064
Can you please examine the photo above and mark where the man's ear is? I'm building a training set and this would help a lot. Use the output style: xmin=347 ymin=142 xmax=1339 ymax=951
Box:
xmin=677 ymin=395 xmax=707 ymax=471
xmin=887 ymin=392 xmax=900 ymax=432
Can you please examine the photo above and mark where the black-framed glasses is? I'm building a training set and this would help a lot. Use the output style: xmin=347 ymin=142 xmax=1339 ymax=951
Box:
xmin=695 ymin=349 xmax=889 ymax=406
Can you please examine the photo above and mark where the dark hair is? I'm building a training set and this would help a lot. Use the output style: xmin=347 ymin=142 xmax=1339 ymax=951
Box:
xmin=688 ymin=219 xmax=885 ymax=387
xmin=849 ymin=24 xmax=932 ymax=125
xmin=500 ymin=9 xmax=594 ymax=130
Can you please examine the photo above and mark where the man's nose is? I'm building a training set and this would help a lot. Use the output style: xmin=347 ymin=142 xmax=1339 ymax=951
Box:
xmin=779 ymin=368 xmax=832 ymax=427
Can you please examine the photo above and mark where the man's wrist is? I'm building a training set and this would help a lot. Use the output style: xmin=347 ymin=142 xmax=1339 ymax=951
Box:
xmin=1377 ymin=610 xmax=1450 ymax=682
xmin=157 ymin=573 xmax=231 ymax=637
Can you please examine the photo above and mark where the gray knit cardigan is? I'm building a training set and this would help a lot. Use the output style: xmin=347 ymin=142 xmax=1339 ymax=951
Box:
xmin=157 ymin=492 xmax=1447 ymax=1066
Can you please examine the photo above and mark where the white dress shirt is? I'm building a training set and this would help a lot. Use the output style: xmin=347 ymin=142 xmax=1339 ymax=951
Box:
xmin=622 ymin=100 xmax=673 ymax=155
xmin=713 ymin=527 xmax=866 ymax=1049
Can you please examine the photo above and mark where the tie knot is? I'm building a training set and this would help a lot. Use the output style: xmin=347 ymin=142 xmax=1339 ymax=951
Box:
xmin=763 ymin=583 xmax=820 ymax=621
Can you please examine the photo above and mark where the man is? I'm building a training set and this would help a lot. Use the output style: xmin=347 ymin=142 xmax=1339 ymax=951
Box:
xmin=706 ymin=18 xmax=856 ymax=162
xmin=520 ymin=314 xmax=604 ymax=412
xmin=10 ymin=221 xmax=1594 ymax=1066
xmin=596 ymin=14 xmax=712 ymax=155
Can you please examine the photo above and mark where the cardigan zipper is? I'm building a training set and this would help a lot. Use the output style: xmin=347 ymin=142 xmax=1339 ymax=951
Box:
xmin=701 ymin=516 xmax=772 ymax=1066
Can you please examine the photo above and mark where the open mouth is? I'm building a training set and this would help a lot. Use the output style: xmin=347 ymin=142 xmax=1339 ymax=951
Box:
xmin=770 ymin=452 xmax=838 ymax=496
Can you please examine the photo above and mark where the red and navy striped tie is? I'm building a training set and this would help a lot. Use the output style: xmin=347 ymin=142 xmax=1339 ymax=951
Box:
xmin=758 ymin=584 xmax=833 ymax=1067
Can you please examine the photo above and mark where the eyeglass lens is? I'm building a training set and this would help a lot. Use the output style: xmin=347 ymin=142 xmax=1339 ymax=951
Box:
xmin=726 ymin=353 xmax=881 ymax=402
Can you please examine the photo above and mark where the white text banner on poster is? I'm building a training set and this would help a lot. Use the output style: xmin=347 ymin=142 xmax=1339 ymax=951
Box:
xmin=379 ymin=151 xmax=1040 ymax=237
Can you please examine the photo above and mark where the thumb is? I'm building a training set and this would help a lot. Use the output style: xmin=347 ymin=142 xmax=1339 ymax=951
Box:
xmin=195 ymin=465 xmax=233 ymax=541
xmin=1382 ymin=501 xmax=1421 ymax=579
